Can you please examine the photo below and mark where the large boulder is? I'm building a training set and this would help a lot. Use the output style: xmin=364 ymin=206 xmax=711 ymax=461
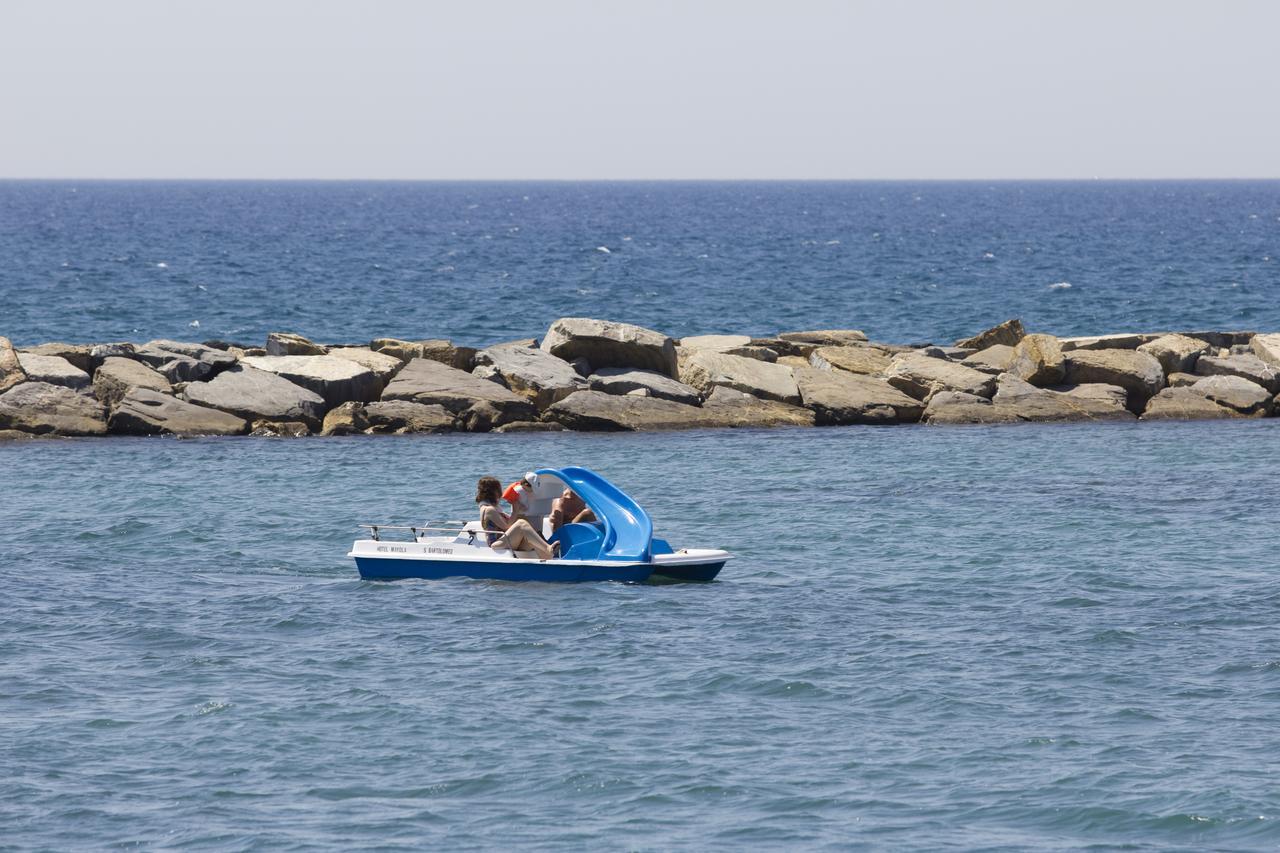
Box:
xmin=1058 ymin=332 xmax=1164 ymax=352
xmin=16 ymin=353 xmax=91 ymax=390
xmin=134 ymin=340 xmax=237 ymax=383
xmin=1190 ymin=375 xmax=1273 ymax=416
xmin=1193 ymin=352 xmax=1280 ymax=394
xmin=961 ymin=344 xmax=1015 ymax=375
xmin=955 ymin=319 xmax=1025 ymax=350
xmin=679 ymin=350 xmax=801 ymax=404
xmin=1251 ymin=333 xmax=1280 ymax=368
xmin=0 ymin=382 xmax=107 ymax=435
xmin=240 ymin=355 xmax=379 ymax=408
xmin=540 ymin=318 xmax=678 ymax=378
xmin=93 ymin=357 xmax=172 ymax=409
xmin=993 ymin=376 xmax=1133 ymax=422
xmin=1008 ymin=334 xmax=1065 ymax=386
xmin=472 ymin=345 xmax=587 ymax=409
xmin=327 ymin=347 xmax=405 ymax=395
xmin=1062 ymin=349 xmax=1165 ymax=412
xmin=364 ymin=400 xmax=455 ymax=433
xmin=678 ymin=334 xmax=750 ymax=352
xmin=19 ymin=343 xmax=94 ymax=373
xmin=546 ymin=388 xmax=812 ymax=431
xmin=793 ymin=367 xmax=924 ymax=425
xmin=381 ymin=358 xmax=537 ymax=425
xmin=320 ymin=402 xmax=369 ymax=436
xmin=1 ymin=337 xmax=29 ymax=394
xmin=1137 ymin=333 xmax=1212 ymax=375
xmin=266 ymin=332 xmax=327 ymax=356
xmin=181 ymin=365 xmax=327 ymax=428
xmin=109 ymin=388 xmax=247 ymax=436
xmin=884 ymin=352 xmax=997 ymax=400
xmin=924 ymin=392 xmax=1021 ymax=425
xmin=1141 ymin=387 xmax=1239 ymax=421
xmin=370 ymin=338 xmax=477 ymax=371
xmin=587 ymin=367 xmax=701 ymax=406
xmin=777 ymin=329 xmax=868 ymax=348
xmin=809 ymin=345 xmax=892 ymax=376
xmin=87 ymin=343 xmax=138 ymax=370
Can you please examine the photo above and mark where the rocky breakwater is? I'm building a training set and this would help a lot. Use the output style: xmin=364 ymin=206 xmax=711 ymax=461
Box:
xmin=1 ymin=322 xmax=1278 ymax=440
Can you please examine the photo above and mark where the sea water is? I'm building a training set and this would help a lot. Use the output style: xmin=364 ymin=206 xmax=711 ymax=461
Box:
xmin=2 ymin=182 xmax=1279 ymax=849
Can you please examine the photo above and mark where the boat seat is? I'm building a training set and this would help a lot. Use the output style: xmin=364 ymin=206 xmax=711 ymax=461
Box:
xmin=548 ymin=522 xmax=604 ymax=561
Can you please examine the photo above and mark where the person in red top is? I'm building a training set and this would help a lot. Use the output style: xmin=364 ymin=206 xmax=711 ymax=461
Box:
xmin=501 ymin=472 xmax=539 ymax=520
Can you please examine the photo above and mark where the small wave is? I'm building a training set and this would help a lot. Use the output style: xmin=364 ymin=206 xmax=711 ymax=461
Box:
xmin=188 ymin=320 xmax=200 ymax=328
xmin=1048 ymin=281 xmax=1072 ymax=290
xmin=983 ymin=252 xmax=995 ymax=259
xmin=155 ymin=262 xmax=168 ymax=269
xmin=595 ymin=246 xmax=611 ymax=254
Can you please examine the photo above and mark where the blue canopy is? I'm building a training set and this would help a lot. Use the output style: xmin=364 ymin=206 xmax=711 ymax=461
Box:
xmin=537 ymin=466 xmax=653 ymax=563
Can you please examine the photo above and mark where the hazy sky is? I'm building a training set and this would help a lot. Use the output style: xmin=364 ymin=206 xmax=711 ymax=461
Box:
xmin=1 ymin=0 xmax=1276 ymax=179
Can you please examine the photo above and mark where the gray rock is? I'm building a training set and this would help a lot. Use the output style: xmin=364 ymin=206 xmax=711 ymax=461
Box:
xmin=19 ymin=343 xmax=94 ymax=373
xmin=266 ymin=332 xmax=327 ymax=356
xmin=1062 ymin=349 xmax=1165 ymax=412
xmin=884 ymin=352 xmax=997 ymax=400
xmin=961 ymin=344 xmax=1015 ymax=374
xmin=777 ymin=329 xmax=869 ymax=347
xmin=321 ymin=402 xmax=369 ymax=436
xmin=1193 ymin=353 xmax=1280 ymax=394
xmin=1251 ymin=333 xmax=1280 ymax=368
xmin=327 ymin=347 xmax=405 ymax=395
xmin=1058 ymin=332 xmax=1164 ymax=352
xmin=994 ymin=376 xmax=1133 ymax=422
xmin=87 ymin=343 xmax=138 ymax=371
xmin=494 ymin=420 xmax=567 ymax=433
xmin=679 ymin=350 xmax=801 ymax=404
xmin=240 ymin=355 xmax=379 ymax=408
xmin=93 ymin=357 xmax=172 ymax=409
xmin=569 ymin=357 xmax=592 ymax=377
xmin=546 ymin=388 xmax=812 ymax=431
xmin=793 ymin=367 xmax=924 ymax=425
xmin=678 ymin=334 xmax=751 ymax=352
xmin=0 ymin=337 xmax=29 ymax=394
xmin=924 ymin=391 xmax=1021 ymax=425
xmin=134 ymin=340 xmax=237 ymax=383
xmin=955 ymin=319 xmax=1025 ymax=350
xmin=810 ymin=345 xmax=892 ymax=376
xmin=0 ymin=382 xmax=107 ymax=435
xmin=1009 ymin=334 xmax=1066 ymax=386
xmin=1141 ymin=387 xmax=1239 ymax=421
xmin=1167 ymin=372 xmax=1199 ymax=388
xmin=473 ymin=345 xmax=587 ymax=408
xmin=181 ymin=365 xmax=327 ymax=428
xmin=381 ymin=358 xmax=537 ymax=426
xmin=17 ymin=353 xmax=91 ymax=390
xmin=1191 ymin=375 xmax=1273 ymax=416
xmin=1137 ymin=333 xmax=1212 ymax=375
xmin=364 ymin=400 xmax=455 ymax=433
xmin=587 ymin=367 xmax=701 ymax=406
xmin=108 ymin=388 xmax=247 ymax=436
xmin=371 ymin=338 xmax=477 ymax=371
xmin=541 ymin=318 xmax=678 ymax=379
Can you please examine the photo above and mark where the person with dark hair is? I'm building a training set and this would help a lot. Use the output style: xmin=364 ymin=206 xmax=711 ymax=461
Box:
xmin=476 ymin=475 xmax=558 ymax=560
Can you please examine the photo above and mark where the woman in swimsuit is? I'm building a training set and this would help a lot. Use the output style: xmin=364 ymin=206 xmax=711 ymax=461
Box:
xmin=475 ymin=476 xmax=559 ymax=560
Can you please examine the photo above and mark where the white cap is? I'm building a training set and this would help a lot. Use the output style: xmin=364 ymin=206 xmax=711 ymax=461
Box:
xmin=524 ymin=472 xmax=539 ymax=488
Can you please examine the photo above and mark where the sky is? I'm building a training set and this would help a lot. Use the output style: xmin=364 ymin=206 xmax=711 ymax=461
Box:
xmin=0 ymin=0 xmax=1276 ymax=180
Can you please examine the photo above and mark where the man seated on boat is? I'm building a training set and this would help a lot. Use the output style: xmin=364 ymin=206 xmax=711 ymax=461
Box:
xmin=501 ymin=472 xmax=540 ymax=521
xmin=477 ymin=476 xmax=558 ymax=560
xmin=550 ymin=488 xmax=596 ymax=532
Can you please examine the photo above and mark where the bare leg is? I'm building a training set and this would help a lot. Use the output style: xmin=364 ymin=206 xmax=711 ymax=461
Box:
xmin=572 ymin=508 xmax=596 ymax=524
xmin=492 ymin=519 xmax=556 ymax=559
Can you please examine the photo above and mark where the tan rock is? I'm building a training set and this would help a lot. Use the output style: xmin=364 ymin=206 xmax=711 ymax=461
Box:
xmin=0 ymin=337 xmax=29 ymax=394
xmin=93 ymin=357 xmax=172 ymax=409
xmin=955 ymin=319 xmax=1025 ymax=350
xmin=809 ymin=345 xmax=892 ymax=376
xmin=19 ymin=342 xmax=94 ymax=372
xmin=493 ymin=420 xmax=567 ymax=433
xmin=678 ymin=334 xmax=751 ymax=351
xmin=1137 ymin=333 xmax=1212 ymax=375
xmin=1009 ymin=334 xmax=1065 ymax=386
xmin=266 ymin=332 xmax=327 ymax=356
xmin=776 ymin=355 xmax=811 ymax=369
xmin=540 ymin=318 xmax=677 ymax=378
xmin=884 ymin=352 xmax=997 ymax=400
xmin=1062 ymin=349 xmax=1165 ymax=412
xmin=679 ymin=350 xmax=801 ymax=404
xmin=1141 ymin=387 xmax=1238 ymax=420
xmin=381 ymin=358 xmax=537 ymax=425
xmin=473 ymin=345 xmax=587 ymax=408
xmin=777 ymin=329 xmax=869 ymax=348
xmin=321 ymin=402 xmax=369 ymax=436
xmin=993 ymin=376 xmax=1133 ymax=422
xmin=793 ymin=367 xmax=923 ymax=425
xmin=924 ymin=392 xmax=1021 ymax=425
xmin=546 ymin=388 xmax=812 ymax=431
xmin=699 ymin=386 xmax=815 ymax=428
xmin=182 ymin=365 xmax=327 ymax=429
xmin=0 ymin=382 xmax=107 ymax=435
xmin=1193 ymin=353 xmax=1280 ymax=394
xmin=1190 ymin=375 xmax=1273 ymax=416
xmin=961 ymin=344 xmax=1015 ymax=374
xmin=1251 ymin=333 xmax=1280 ymax=368
xmin=371 ymin=338 xmax=477 ymax=371
xmin=241 ymin=355 xmax=379 ymax=408
xmin=16 ymin=353 xmax=91 ymax=390
xmin=587 ymin=367 xmax=701 ymax=406
xmin=1167 ymin=372 xmax=1199 ymax=388
xmin=327 ymin=347 xmax=405 ymax=395
xmin=1059 ymin=332 xmax=1165 ymax=352
xmin=108 ymin=388 xmax=247 ymax=436
xmin=364 ymin=400 xmax=455 ymax=433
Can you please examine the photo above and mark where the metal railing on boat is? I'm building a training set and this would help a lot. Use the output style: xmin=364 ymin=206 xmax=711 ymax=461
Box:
xmin=358 ymin=523 xmax=472 ymax=541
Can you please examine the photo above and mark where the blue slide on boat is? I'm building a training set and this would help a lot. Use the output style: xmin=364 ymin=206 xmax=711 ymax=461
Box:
xmin=541 ymin=466 xmax=654 ymax=563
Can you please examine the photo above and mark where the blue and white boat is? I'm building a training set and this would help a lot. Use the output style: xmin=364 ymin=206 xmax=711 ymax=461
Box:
xmin=349 ymin=466 xmax=731 ymax=583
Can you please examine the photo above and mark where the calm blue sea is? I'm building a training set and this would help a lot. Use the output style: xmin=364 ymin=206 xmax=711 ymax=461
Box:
xmin=2 ymin=182 xmax=1279 ymax=849
xmin=0 ymin=180 xmax=1277 ymax=347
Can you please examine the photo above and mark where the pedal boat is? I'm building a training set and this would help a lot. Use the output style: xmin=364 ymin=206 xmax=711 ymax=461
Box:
xmin=349 ymin=466 xmax=730 ymax=583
